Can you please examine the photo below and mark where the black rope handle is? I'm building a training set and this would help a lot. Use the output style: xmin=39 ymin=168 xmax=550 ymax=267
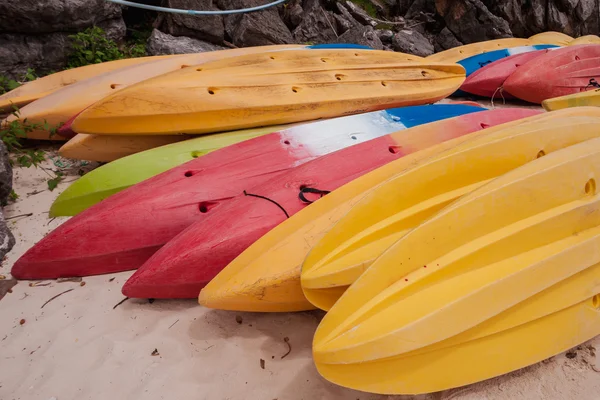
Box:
xmin=587 ymin=78 xmax=600 ymax=89
xmin=478 ymin=60 xmax=493 ymax=68
xmin=299 ymin=187 xmax=331 ymax=204
xmin=243 ymin=190 xmax=289 ymax=218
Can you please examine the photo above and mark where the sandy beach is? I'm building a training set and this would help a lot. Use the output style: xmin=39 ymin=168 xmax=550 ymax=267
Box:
xmin=1 ymin=111 xmax=600 ymax=400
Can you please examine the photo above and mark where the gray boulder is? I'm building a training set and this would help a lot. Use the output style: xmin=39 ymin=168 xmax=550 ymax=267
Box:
xmin=147 ymin=29 xmax=226 ymax=55
xmin=0 ymin=142 xmax=15 ymax=262
xmin=293 ymin=0 xmax=340 ymax=43
xmin=219 ymin=0 xmax=293 ymax=46
xmin=0 ymin=33 xmax=71 ymax=79
xmin=378 ymin=29 xmax=394 ymax=43
xmin=435 ymin=0 xmax=513 ymax=43
xmin=334 ymin=25 xmax=384 ymax=50
xmin=484 ymin=0 xmax=598 ymax=37
xmin=434 ymin=26 xmax=463 ymax=52
xmin=0 ymin=0 xmax=122 ymax=34
xmin=392 ymin=29 xmax=434 ymax=56
xmin=158 ymin=0 xmax=225 ymax=44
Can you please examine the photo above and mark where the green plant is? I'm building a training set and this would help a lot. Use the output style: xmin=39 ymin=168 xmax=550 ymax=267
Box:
xmin=0 ymin=107 xmax=64 ymax=190
xmin=0 ymin=76 xmax=21 ymax=95
xmin=9 ymin=190 xmax=18 ymax=202
xmin=67 ymin=26 xmax=125 ymax=68
xmin=0 ymin=68 xmax=39 ymax=94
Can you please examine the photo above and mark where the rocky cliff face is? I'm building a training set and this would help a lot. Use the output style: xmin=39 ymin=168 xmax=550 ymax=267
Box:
xmin=0 ymin=0 xmax=125 ymax=78
xmin=1 ymin=0 xmax=600 ymax=73
xmin=146 ymin=0 xmax=600 ymax=55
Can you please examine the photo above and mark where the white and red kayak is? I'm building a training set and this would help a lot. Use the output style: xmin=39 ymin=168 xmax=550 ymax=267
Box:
xmin=121 ymin=108 xmax=541 ymax=299
xmin=11 ymin=104 xmax=483 ymax=280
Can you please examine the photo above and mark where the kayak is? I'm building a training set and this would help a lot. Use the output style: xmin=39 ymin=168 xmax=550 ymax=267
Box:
xmin=460 ymin=49 xmax=551 ymax=98
xmin=542 ymin=88 xmax=600 ymax=111
xmin=0 ymin=55 xmax=174 ymax=113
xmin=568 ymin=35 xmax=600 ymax=45
xmin=51 ymin=124 xmax=295 ymax=217
xmin=3 ymin=45 xmax=309 ymax=140
xmin=12 ymin=104 xmax=478 ymax=280
xmin=68 ymin=49 xmax=462 ymax=136
xmin=53 ymin=44 xmax=367 ymax=139
xmin=58 ymin=133 xmax=190 ymax=162
xmin=200 ymin=109 xmax=600 ymax=313
xmin=426 ymin=38 xmax=532 ymax=62
xmin=504 ymin=44 xmax=600 ymax=103
xmin=302 ymin=109 xmax=600 ymax=311
xmin=457 ymin=45 xmax=557 ymax=76
xmin=529 ymin=31 xmax=574 ymax=46
xmin=312 ymin=136 xmax=600 ymax=394
xmin=121 ymin=109 xmax=532 ymax=300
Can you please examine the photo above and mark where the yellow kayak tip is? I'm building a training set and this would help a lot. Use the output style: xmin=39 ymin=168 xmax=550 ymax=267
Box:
xmin=0 ymin=90 xmax=55 ymax=114
xmin=542 ymin=89 xmax=600 ymax=111
xmin=313 ymin=136 xmax=600 ymax=394
xmin=426 ymin=38 xmax=532 ymax=62
xmin=529 ymin=31 xmax=573 ymax=46
xmin=568 ymin=35 xmax=600 ymax=45
xmin=59 ymin=133 xmax=189 ymax=162
xmin=302 ymin=107 xmax=600 ymax=311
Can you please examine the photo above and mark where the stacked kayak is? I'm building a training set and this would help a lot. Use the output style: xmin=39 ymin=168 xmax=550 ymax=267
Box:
xmin=456 ymin=44 xmax=600 ymax=104
xmin=13 ymin=103 xmax=483 ymax=280
xmin=8 ymin=33 xmax=600 ymax=395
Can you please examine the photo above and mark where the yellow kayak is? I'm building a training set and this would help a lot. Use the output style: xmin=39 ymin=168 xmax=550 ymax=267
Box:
xmin=58 ymin=133 xmax=190 ymax=162
xmin=568 ymin=35 xmax=600 ymax=45
xmin=0 ymin=55 xmax=173 ymax=113
xmin=69 ymin=49 xmax=465 ymax=136
xmin=426 ymin=38 xmax=532 ymax=62
xmin=197 ymin=108 xmax=543 ymax=312
xmin=542 ymin=88 xmax=600 ymax=111
xmin=313 ymin=136 xmax=600 ymax=394
xmin=302 ymin=108 xmax=600 ymax=310
xmin=528 ymin=31 xmax=573 ymax=46
xmin=5 ymin=45 xmax=305 ymax=140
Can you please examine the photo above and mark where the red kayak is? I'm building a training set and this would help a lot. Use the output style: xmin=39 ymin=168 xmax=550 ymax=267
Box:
xmin=121 ymin=108 xmax=541 ymax=299
xmin=12 ymin=104 xmax=482 ymax=280
xmin=504 ymin=44 xmax=600 ymax=104
xmin=460 ymin=49 xmax=550 ymax=99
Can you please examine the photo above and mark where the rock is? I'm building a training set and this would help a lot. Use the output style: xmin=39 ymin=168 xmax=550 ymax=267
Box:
xmin=334 ymin=25 xmax=384 ymax=50
xmin=286 ymin=0 xmax=304 ymax=28
xmin=158 ymin=0 xmax=224 ymax=44
xmin=146 ymin=29 xmax=226 ymax=55
xmin=345 ymin=1 xmax=378 ymax=27
xmin=0 ymin=212 xmax=15 ymax=265
xmin=293 ymin=0 xmax=340 ymax=43
xmin=392 ymin=29 xmax=434 ymax=56
xmin=0 ymin=142 xmax=12 ymax=205
xmin=0 ymin=33 xmax=71 ymax=79
xmin=0 ymin=141 xmax=15 ymax=261
xmin=378 ymin=29 xmax=394 ymax=43
xmin=98 ymin=17 xmax=127 ymax=42
xmin=434 ymin=26 xmax=463 ymax=51
xmin=435 ymin=0 xmax=513 ymax=44
xmin=0 ymin=0 xmax=122 ymax=34
xmin=333 ymin=13 xmax=354 ymax=35
xmin=219 ymin=0 xmax=293 ymax=47
xmin=484 ymin=0 xmax=599 ymax=37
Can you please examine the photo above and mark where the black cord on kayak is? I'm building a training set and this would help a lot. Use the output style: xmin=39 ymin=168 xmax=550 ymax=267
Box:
xmin=243 ymin=190 xmax=289 ymax=218
xmin=299 ymin=187 xmax=331 ymax=204
xmin=587 ymin=78 xmax=600 ymax=89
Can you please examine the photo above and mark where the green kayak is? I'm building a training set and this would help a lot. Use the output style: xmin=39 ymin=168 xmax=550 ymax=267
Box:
xmin=50 ymin=124 xmax=292 ymax=216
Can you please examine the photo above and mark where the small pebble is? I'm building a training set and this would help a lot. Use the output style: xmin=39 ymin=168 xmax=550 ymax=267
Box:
xmin=19 ymin=319 xmax=25 ymax=325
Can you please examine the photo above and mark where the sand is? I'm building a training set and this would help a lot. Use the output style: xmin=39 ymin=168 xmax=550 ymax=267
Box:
xmin=1 ymin=120 xmax=600 ymax=400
